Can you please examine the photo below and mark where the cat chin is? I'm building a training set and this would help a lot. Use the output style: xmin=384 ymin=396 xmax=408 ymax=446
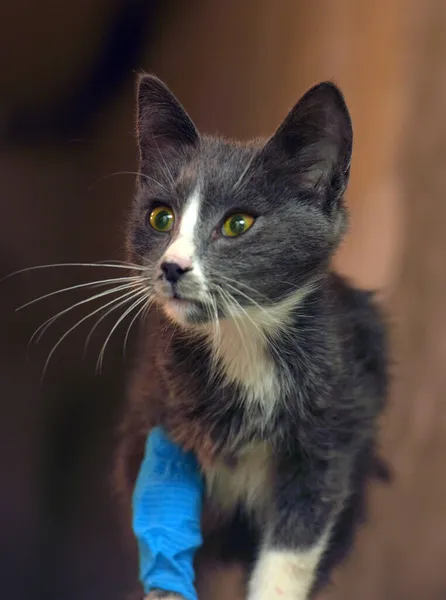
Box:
xmin=160 ymin=297 xmax=209 ymax=329
xmin=161 ymin=298 xmax=194 ymax=326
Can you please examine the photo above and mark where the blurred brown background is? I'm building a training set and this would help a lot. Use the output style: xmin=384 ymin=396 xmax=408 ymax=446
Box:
xmin=1 ymin=1 xmax=445 ymax=599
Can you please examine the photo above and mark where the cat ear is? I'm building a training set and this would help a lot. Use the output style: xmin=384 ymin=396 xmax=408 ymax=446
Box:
xmin=136 ymin=74 xmax=199 ymax=169
xmin=262 ymin=82 xmax=353 ymax=204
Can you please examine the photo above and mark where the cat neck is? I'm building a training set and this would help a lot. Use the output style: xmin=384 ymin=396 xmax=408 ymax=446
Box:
xmin=200 ymin=287 xmax=315 ymax=418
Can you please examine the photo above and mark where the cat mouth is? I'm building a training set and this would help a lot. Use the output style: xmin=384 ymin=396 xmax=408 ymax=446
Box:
xmin=158 ymin=291 xmax=214 ymax=325
xmin=160 ymin=288 xmax=197 ymax=305
xmin=153 ymin=280 xmax=211 ymax=324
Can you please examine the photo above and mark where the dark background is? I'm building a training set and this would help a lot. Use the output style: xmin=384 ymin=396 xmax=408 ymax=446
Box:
xmin=1 ymin=1 xmax=446 ymax=599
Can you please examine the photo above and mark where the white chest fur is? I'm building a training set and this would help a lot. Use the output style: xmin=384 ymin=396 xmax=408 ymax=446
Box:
xmin=205 ymin=290 xmax=312 ymax=419
xmin=204 ymin=442 xmax=273 ymax=517
xmin=209 ymin=312 xmax=279 ymax=420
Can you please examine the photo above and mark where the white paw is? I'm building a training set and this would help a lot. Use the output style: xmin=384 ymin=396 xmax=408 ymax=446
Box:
xmin=145 ymin=592 xmax=185 ymax=600
xmin=247 ymin=548 xmax=323 ymax=600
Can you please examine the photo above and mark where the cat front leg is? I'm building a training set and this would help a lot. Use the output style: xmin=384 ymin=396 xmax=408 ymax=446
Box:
xmin=145 ymin=591 xmax=184 ymax=599
xmin=247 ymin=537 xmax=330 ymax=600
xmin=247 ymin=453 xmax=348 ymax=600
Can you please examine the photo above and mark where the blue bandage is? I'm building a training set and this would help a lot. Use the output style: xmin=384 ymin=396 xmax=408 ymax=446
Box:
xmin=132 ymin=427 xmax=204 ymax=600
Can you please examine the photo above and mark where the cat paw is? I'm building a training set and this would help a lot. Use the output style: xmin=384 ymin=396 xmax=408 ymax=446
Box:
xmin=145 ymin=591 xmax=185 ymax=600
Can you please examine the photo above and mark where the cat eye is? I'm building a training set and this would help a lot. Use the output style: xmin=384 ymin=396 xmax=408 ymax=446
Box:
xmin=148 ymin=206 xmax=175 ymax=232
xmin=222 ymin=213 xmax=255 ymax=237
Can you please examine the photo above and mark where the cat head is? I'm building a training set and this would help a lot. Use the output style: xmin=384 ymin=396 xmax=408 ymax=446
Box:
xmin=127 ymin=75 xmax=352 ymax=329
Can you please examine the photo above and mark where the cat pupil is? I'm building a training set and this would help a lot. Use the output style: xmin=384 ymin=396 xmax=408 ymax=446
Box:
xmin=231 ymin=215 xmax=245 ymax=234
xmin=157 ymin=211 xmax=171 ymax=230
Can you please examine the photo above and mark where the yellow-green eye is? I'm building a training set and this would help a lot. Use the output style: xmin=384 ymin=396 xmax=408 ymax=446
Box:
xmin=149 ymin=206 xmax=174 ymax=232
xmin=222 ymin=213 xmax=255 ymax=237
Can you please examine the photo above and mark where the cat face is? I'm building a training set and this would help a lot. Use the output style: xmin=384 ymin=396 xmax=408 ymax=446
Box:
xmin=127 ymin=75 xmax=353 ymax=328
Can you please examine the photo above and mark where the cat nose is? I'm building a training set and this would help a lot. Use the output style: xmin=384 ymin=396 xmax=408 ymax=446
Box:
xmin=160 ymin=261 xmax=191 ymax=284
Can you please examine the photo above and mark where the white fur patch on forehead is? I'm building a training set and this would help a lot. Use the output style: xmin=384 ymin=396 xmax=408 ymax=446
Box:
xmin=163 ymin=186 xmax=201 ymax=263
xmin=180 ymin=186 xmax=201 ymax=238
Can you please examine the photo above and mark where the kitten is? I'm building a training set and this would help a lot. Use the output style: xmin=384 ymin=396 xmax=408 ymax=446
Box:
xmin=125 ymin=74 xmax=389 ymax=600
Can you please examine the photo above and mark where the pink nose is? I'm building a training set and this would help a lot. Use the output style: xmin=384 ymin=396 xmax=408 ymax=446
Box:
xmin=161 ymin=253 xmax=192 ymax=272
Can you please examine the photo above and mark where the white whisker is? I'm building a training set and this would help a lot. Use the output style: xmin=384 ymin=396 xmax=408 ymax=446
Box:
xmin=96 ymin=291 xmax=148 ymax=373
xmin=218 ymin=278 xmax=269 ymax=315
xmin=153 ymin=137 xmax=175 ymax=186
xmin=227 ymin=288 xmax=268 ymax=342
xmin=88 ymin=170 xmax=169 ymax=193
xmin=123 ymin=296 xmax=154 ymax=358
xmin=218 ymin=287 xmax=251 ymax=360
xmin=211 ymin=295 xmax=221 ymax=347
xmin=226 ymin=288 xmax=268 ymax=349
xmin=17 ymin=276 xmax=143 ymax=311
xmin=29 ymin=282 xmax=142 ymax=348
xmin=217 ymin=273 xmax=271 ymax=303
xmin=96 ymin=259 xmax=150 ymax=268
xmin=232 ymin=150 xmax=258 ymax=192
xmin=83 ymin=285 xmax=147 ymax=356
xmin=40 ymin=287 xmax=145 ymax=381
xmin=3 ymin=262 xmax=146 ymax=283
xmin=141 ymin=296 xmax=154 ymax=323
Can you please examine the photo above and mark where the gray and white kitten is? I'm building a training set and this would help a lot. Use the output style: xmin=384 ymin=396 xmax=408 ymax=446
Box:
xmin=125 ymin=75 xmax=389 ymax=600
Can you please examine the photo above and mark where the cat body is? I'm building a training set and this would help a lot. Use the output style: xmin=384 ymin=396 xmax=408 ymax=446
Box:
xmin=126 ymin=75 xmax=388 ymax=600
